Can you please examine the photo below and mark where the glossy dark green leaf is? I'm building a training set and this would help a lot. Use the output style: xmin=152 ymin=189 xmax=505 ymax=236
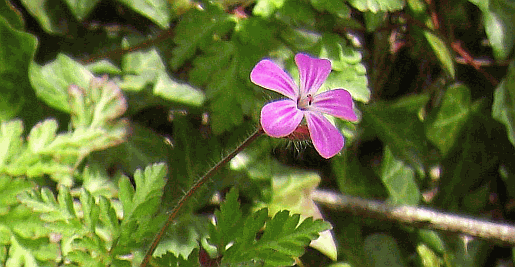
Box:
xmin=469 ymin=0 xmax=515 ymax=59
xmin=426 ymin=84 xmax=472 ymax=157
xmin=362 ymin=95 xmax=429 ymax=175
xmin=493 ymin=62 xmax=515 ymax=147
xmin=64 ymin=0 xmax=101 ymax=21
xmin=0 ymin=16 xmax=37 ymax=121
xmin=20 ymin=0 xmax=70 ymax=34
xmin=424 ymin=31 xmax=455 ymax=78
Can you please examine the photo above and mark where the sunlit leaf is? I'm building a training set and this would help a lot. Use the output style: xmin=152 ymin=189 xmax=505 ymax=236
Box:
xmin=117 ymin=0 xmax=171 ymax=29
xmin=29 ymin=54 xmax=94 ymax=113
xmin=469 ymin=0 xmax=515 ymax=60
xmin=348 ymin=0 xmax=405 ymax=12
xmin=64 ymin=0 xmax=101 ymax=21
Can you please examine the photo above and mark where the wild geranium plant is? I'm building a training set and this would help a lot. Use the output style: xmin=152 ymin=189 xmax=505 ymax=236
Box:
xmin=142 ymin=53 xmax=350 ymax=266
xmin=5 ymin=1 xmax=515 ymax=266
xmin=251 ymin=53 xmax=358 ymax=158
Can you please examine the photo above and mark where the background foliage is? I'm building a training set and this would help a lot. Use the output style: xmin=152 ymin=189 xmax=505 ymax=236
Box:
xmin=0 ymin=0 xmax=515 ymax=266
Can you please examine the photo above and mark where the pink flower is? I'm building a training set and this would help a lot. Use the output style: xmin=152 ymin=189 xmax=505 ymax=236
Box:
xmin=251 ymin=53 xmax=357 ymax=158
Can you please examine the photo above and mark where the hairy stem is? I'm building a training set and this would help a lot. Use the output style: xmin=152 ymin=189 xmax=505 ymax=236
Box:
xmin=312 ymin=190 xmax=515 ymax=245
xmin=140 ymin=127 xmax=264 ymax=267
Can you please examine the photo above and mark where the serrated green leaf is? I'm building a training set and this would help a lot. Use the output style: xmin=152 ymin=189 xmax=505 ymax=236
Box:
xmin=27 ymin=119 xmax=58 ymax=154
xmin=223 ymin=208 xmax=330 ymax=266
xmin=258 ymin=166 xmax=337 ymax=261
xmin=0 ymin=176 xmax=32 ymax=209
xmin=255 ymin=211 xmax=330 ymax=265
xmin=493 ymin=61 xmax=515 ymax=147
xmin=426 ymin=84 xmax=472 ymax=156
xmin=70 ymin=75 xmax=128 ymax=129
xmin=63 ymin=0 xmax=101 ymax=21
xmin=29 ymin=54 xmax=94 ymax=113
xmin=117 ymin=0 xmax=171 ymax=29
xmin=80 ymin=189 xmax=100 ymax=231
xmin=381 ymin=146 xmax=420 ymax=205
xmin=316 ymin=33 xmax=370 ymax=103
xmin=118 ymin=163 xmax=167 ymax=247
xmin=210 ymin=188 xmax=244 ymax=252
xmin=0 ymin=120 xmax=24 ymax=169
xmin=154 ymin=249 xmax=200 ymax=267
xmin=348 ymin=0 xmax=405 ymax=12
xmin=170 ymin=4 xmax=234 ymax=69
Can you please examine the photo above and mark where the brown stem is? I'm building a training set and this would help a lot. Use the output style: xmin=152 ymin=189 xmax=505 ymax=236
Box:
xmin=312 ymin=190 xmax=515 ymax=245
xmin=140 ymin=127 xmax=264 ymax=267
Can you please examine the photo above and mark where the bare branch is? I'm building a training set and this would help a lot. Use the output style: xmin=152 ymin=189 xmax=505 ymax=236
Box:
xmin=312 ymin=190 xmax=515 ymax=246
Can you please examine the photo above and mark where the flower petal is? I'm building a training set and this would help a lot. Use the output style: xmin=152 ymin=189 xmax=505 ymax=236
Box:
xmin=305 ymin=111 xmax=344 ymax=158
xmin=251 ymin=59 xmax=298 ymax=100
xmin=311 ymin=89 xmax=358 ymax=121
xmin=260 ymin=100 xmax=304 ymax=137
xmin=295 ymin=53 xmax=332 ymax=96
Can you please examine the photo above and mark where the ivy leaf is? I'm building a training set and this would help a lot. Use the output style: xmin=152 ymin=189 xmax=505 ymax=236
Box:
xmin=381 ymin=146 xmax=420 ymax=205
xmin=119 ymin=47 xmax=205 ymax=110
xmin=362 ymin=95 xmax=430 ymax=175
xmin=424 ymin=31 xmax=455 ymax=79
xmin=364 ymin=234 xmax=406 ymax=267
xmin=63 ymin=0 xmax=101 ymax=21
xmin=426 ymin=84 xmax=475 ymax=157
xmin=117 ymin=0 xmax=171 ymax=29
xmin=19 ymin=0 xmax=70 ymax=34
xmin=493 ymin=61 xmax=515 ymax=147
xmin=347 ymin=0 xmax=406 ymax=12
xmin=0 ymin=16 xmax=37 ymax=121
xmin=469 ymin=0 xmax=515 ymax=60
xmin=310 ymin=0 xmax=350 ymax=18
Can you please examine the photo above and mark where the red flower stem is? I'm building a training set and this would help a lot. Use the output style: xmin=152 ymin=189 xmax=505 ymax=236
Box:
xmin=140 ymin=127 xmax=265 ymax=267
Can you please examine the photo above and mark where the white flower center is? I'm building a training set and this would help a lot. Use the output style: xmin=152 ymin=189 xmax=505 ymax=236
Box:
xmin=297 ymin=94 xmax=313 ymax=110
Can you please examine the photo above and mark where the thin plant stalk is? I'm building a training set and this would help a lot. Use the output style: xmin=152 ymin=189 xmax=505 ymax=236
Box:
xmin=140 ymin=127 xmax=264 ymax=267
